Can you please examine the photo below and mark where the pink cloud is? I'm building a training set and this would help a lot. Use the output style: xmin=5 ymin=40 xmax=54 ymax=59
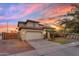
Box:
xmin=44 ymin=4 xmax=75 ymax=17
xmin=0 ymin=16 xmax=5 ymax=19
xmin=0 ymin=4 xmax=75 ymax=20
xmin=0 ymin=24 xmax=16 ymax=27
xmin=7 ymin=4 xmax=44 ymax=19
xmin=0 ymin=4 xmax=44 ymax=20
xmin=0 ymin=7 xmax=3 ymax=10
xmin=9 ymin=6 xmax=17 ymax=11
xmin=0 ymin=24 xmax=17 ymax=32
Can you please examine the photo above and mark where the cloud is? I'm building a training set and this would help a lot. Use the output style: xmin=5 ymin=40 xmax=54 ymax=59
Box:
xmin=0 ymin=7 xmax=3 ymax=10
xmin=0 ymin=4 xmax=76 ymax=32
xmin=38 ymin=4 xmax=75 ymax=24
xmin=0 ymin=4 xmax=45 ymax=20
xmin=0 ymin=24 xmax=17 ymax=28
xmin=0 ymin=24 xmax=17 ymax=32
xmin=0 ymin=4 xmax=76 ymax=20
xmin=38 ymin=18 xmax=58 ymax=24
xmin=7 ymin=4 xmax=45 ymax=19
xmin=43 ymin=4 xmax=75 ymax=17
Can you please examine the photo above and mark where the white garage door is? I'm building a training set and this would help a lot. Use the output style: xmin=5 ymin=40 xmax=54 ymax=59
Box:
xmin=26 ymin=31 xmax=44 ymax=40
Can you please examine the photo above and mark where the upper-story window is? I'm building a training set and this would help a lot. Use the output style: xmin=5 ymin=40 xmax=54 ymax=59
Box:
xmin=34 ymin=23 xmax=40 ymax=28
xmin=26 ymin=22 xmax=42 ymax=28
xmin=26 ymin=22 xmax=33 ymax=27
xmin=33 ymin=23 xmax=35 ymax=27
xmin=19 ymin=23 xmax=24 ymax=27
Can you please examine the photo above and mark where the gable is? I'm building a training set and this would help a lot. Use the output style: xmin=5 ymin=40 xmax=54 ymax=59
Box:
xmin=18 ymin=20 xmax=45 ymax=30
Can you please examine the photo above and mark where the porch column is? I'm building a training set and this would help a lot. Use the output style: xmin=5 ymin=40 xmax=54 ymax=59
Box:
xmin=47 ymin=32 xmax=51 ymax=41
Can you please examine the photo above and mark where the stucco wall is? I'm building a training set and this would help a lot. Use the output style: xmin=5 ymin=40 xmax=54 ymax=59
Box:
xmin=0 ymin=34 xmax=2 ymax=40
xmin=20 ymin=29 xmax=26 ymax=40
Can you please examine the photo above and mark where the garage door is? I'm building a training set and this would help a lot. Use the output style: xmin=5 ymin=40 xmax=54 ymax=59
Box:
xmin=26 ymin=31 xmax=44 ymax=40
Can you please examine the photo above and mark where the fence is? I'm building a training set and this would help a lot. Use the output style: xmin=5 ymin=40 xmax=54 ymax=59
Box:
xmin=66 ymin=33 xmax=79 ymax=41
xmin=2 ymin=32 xmax=21 ymax=40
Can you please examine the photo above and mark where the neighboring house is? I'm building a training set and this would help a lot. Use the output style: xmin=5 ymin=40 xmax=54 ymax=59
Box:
xmin=18 ymin=20 xmax=46 ymax=40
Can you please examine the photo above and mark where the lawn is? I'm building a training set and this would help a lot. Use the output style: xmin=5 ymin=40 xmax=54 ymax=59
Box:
xmin=54 ymin=37 xmax=71 ymax=44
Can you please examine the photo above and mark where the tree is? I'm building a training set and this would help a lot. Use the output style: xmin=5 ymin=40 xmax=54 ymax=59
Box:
xmin=70 ymin=4 xmax=79 ymax=33
xmin=60 ymin=18 xmax=74 ymax=33
xmin=60 ymin=4 xmax=79 ymax=34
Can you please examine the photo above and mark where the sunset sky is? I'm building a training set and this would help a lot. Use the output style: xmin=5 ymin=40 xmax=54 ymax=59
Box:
xmin=0 ymin=3 xmax=75 ymax=32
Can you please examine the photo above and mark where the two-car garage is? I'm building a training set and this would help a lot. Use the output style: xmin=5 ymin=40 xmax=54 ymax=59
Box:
xmin=26 ymin=31 xmax=44 ymax=40
xmin=20 ymin=29 xmax=44 ymax=40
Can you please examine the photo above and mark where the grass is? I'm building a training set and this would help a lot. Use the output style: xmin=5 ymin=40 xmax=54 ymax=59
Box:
xmin=54 ymin=37 xmax=71 ymax=44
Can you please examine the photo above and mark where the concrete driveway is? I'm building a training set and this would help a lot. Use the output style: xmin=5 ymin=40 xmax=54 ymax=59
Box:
xmin=11 ymin=39 xmax=79 ymax=56
xmin=10 ymin=39 xmax=61 ymax=56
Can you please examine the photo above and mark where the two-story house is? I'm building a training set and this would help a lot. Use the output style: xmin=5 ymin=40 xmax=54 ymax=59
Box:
xmin=18 ymin=20 xmax=45 ymax=40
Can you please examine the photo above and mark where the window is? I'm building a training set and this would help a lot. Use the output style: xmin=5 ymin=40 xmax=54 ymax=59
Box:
xmin=26 ymin=22 xmax=33 ymax=27
xmin=34 ymin=23 xmax=40 ymax=28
